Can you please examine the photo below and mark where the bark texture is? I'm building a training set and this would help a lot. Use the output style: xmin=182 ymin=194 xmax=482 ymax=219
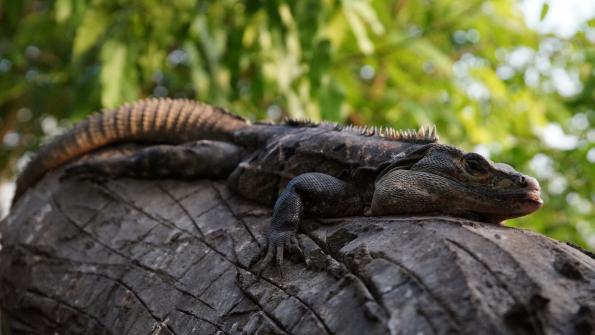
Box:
xmin=1 ymin=159 xmax=594 ymax=335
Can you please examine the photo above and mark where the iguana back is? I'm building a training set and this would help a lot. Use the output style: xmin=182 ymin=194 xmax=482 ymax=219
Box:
xmin=14 ymin=98 xmax=249 ymax=203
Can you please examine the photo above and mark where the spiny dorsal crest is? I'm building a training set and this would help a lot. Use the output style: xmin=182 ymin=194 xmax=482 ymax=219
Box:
xmin=284 ymin=118 xmax=438 ymax=143
xmin=283 ymin=117 xmax=318 ymax=127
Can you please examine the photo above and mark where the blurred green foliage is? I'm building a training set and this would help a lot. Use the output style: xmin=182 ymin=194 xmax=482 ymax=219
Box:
xmin=0 ymin=0 xmax=593 ymax=249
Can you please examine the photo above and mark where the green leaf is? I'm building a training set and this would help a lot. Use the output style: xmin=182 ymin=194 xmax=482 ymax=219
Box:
xmin=184 ymin=41 xmax=210 ymax=99
xmin=340 ymin=0 xmax=384 ymax=54
xmin=55 ymin=0 xmax=72 ymax=23
xmin=407 ymin=38 xmax=452 ymax=74
xmin=309 ymin=40 xmax=332 ymax=92
xmin=73 ymin=8 xmax=109 ymax=57
xmin=350 ymin=0 xmax=384 ymax=35
xmin=2 ymin=1 xmax=24 ymax=29
xmin=540 ymin=3 xmax=550 ymax=21
xmin=100 ymin=40 xmax=138 ymax=108
xmin=342 ymin=0 xmax=374 ymax=54
xmin=472 ymin=68 xmax=507 ymax=101
xmin=319 ymin=81 xmax=345 ymax=121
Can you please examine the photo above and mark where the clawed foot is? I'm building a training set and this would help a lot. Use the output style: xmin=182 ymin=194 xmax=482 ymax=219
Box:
xmin=254 ymin=230 xmax=304 ymax=278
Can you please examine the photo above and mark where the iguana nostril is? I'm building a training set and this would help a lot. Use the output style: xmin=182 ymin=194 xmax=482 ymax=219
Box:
xmin=519 ymin=175 xmax=542 ymax=193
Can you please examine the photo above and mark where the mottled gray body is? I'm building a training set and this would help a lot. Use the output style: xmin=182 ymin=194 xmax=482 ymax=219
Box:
xmin=229 ymin=124 xmax=419 ymax=206
xmin=13 ymin=98 xmax=542 ymax=269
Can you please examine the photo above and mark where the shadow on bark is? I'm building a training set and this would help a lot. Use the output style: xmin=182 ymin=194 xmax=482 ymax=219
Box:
xmin=1 ymin=160 xmax=594 ymax=335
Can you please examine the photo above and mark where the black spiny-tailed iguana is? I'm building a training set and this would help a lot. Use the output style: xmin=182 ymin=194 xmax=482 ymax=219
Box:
xmin=12 ymin=98 xmax=543 ymax=268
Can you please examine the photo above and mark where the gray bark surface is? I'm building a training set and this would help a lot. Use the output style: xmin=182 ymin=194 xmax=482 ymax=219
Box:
xmin=1 ymin=156 xmax=594 ymax=335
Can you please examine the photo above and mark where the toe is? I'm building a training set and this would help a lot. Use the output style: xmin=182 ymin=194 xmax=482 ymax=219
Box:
xmin=254 ymin=245 xmax=275 ymax=275
xmin=275 ymin=245 xmax=284 ymax=267
xmin=287 ymin=234 xmax=304 ymax=259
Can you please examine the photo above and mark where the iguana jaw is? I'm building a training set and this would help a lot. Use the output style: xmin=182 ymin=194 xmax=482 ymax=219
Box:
xmin=464 ymin=198 xmax=542 ymax=224
xmin=458 ymin=186 xmax=543 ymax=224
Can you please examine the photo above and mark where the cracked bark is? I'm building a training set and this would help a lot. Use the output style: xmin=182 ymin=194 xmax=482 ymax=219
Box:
xmin=1 ymin=151 xmax=595 ymax=335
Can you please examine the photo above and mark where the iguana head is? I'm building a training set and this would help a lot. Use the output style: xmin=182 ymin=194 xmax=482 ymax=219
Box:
xmin=371 ymin=143 xmax=542 ymax=224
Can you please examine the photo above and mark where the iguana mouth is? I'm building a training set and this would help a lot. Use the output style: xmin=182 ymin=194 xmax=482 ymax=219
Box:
xmin=465 ymin=191 xmax=542 ymax=224
xmin=522 ymin=189 xmax=543 ymax=203
xmin=444 ymin=176 xmax=543 ymax=206
xmin=498 ymin=186 xmax=543 ymax=209
xmin=480 ymin=189 xmax=542 ymax=222
xmin=496 ymin=189 xmax=542 ymax=201
xmin=517 ymin=190 xmax=543 ymax=211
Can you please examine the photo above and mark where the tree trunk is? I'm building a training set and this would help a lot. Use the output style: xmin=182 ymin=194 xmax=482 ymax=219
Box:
xmin=1 ymin=155 xmax=594 ymax=335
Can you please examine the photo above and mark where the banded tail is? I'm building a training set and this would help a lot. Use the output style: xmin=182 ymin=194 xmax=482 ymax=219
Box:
xmin=13 ymin=98 xmax=249 ymax=205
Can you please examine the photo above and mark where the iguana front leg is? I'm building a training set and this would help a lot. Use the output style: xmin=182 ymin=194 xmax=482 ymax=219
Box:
xmin=260 ymin=173 xmax=365 ymax=271
xmin=64 ymin=140 xmax=244 ymax=180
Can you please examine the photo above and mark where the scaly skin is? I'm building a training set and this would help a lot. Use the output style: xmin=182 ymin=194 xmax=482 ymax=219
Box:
xmin=13 ymin=98 xmax=543 ymax=270
xmin=370 ymin=146 xmax=542 ymax=223
xmin=12 ymin=98 xmax=248 ymax=204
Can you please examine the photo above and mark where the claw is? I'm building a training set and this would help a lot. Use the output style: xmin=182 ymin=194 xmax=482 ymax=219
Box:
xmin=275 ymin=245 xmax=284 ymax=278
xmin=253 ymin=230 xmax=304 ymax=278
xmin=254 ymin=244 xmax=284 ymax=279
xmin=255 ymin=244 xmax=275 ymax=277
xmin=287 ymin=235 xmax=304 ymax=259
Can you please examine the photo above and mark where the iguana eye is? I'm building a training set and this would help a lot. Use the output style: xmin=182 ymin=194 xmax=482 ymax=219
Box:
xmin=464 ymin=154 xmax=488 ymax=174
xmin=467 ymin=159 xmax=481 ymax=172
